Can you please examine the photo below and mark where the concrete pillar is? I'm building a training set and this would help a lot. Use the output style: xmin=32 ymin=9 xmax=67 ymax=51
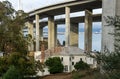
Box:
xmin=27 ymin=21 xmax=34 ymax=51
xmin=84 ymin=9 xmax=92 ymax=53
xmin=48 ymin=16 xmax=57 ymax=49
xmin=35 ymin=14 xmax=40 ymax=51
xmin=70 ymin=23 xmax=78 ymax=47
xmin=55 ymin=24 xmax=57 ymax=46
xmin=102 ymin=0 xmax=120 ymax=52
xmin=65 ymin=6 xmax=70 ymax=47
xmin=40 ymin=27 xmax=43 ymax=41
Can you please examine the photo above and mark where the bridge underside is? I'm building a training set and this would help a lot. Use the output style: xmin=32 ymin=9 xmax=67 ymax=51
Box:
xmin=28 ymin=0 xmax=102 ymax=20
xmin=26 ymin=0 xmax=102 ymax=53
xmin=38 ymin=14 xmax=101 ymax=28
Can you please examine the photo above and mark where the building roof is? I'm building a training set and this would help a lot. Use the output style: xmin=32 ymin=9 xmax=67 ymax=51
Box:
xmin=44 ymin=46 xmax=85 ymax=58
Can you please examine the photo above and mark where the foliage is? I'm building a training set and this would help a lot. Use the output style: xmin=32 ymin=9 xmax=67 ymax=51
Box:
xmin=74 ymin=60 xmax=90 ymax=71
xmin=72 ymin=69 xmax=100 ymax=79
xmin=3 ymin=66 xmax=22 ymax=79
xmin=0 ymin=1 xmax=28 ymax=54
xmin=0 ymin=52 xmax=37 ymax=77
xmin=0 ymin=1 xmax=43 ymax=78
xmin=0 ymin=56 xmax=9 ymax=76
xmin=45 ymin=57 xmax=64 ymax=74
xmin=72 ymin=72 xmax=85 ymax=79
xmin=92 ymin=16 xmax=120 ymax=79
xmin=0 ymin=53 xmax=45 ymax=78
xmin=35 ymin=60 xmax=45 ymax=73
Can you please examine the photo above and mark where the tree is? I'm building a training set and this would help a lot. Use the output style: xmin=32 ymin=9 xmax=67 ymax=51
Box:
xmin=0 ymin=56 xmax=9 ymax=76
xmin=3 ymin=66 xmax=22 ymax=79
xmin=0 ymin=1 xmax=28 ymax=55
xmin=7 ymin=53 xmax=37 ymax=76
xmin=93 ymin=16 xmax=120 ymax=79
xmin=35 ymin=60 xmax=45 ymax=73
xmin=103 ymin=16 xmax=120 ymax=79
xmin=74 ymin=60 xmax=90 ymax=71
xmin=0 ymin=52 xmax=37 ymax=77
xmin=45 ymin=57 xmax=64 ymax=74
xmin=0 ymin=1 xmax=40 ymax=78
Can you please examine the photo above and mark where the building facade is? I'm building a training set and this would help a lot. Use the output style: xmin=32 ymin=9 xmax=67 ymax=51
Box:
xmin=35 ymin=47 xmax=97 ymax=76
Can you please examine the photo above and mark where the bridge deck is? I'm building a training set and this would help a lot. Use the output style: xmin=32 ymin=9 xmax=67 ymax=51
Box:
xmin=31 ymin=14 xmax=101 ymax=27
xmin=28 ymin=0 xmax=102 ymax=20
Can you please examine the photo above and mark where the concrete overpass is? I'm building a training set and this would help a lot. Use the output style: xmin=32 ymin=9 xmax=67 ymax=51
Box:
xmin=33 ymin=14 xmax=101 ymax=28
xmin=26 ymin=0 xmax=120 ymax=53
xmin=28 ymin=0 xmax=102 ymax=20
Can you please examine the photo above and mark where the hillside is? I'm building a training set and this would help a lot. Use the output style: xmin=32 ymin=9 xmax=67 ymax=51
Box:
xmin=40 ymin=70 xmax=100 ymax=79
xmin=41 ymin=73 xmax=72 ymax=79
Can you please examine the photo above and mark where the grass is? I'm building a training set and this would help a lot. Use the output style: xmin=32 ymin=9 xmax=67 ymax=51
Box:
xmin=72 ymin=69 xmax=102 ymax=79
xmin=40 ymin=69 xmax=102 ymax=79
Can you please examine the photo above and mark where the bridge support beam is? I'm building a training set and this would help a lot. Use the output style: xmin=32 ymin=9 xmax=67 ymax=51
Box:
xmin=26 ymin=21 xmax=34 ymax=51
xmin=84 ymin=9 xmax=92 ymax=53
xmin=70 ymin=23 xmax=78 ymax=47
xmin=102 ymin=0 xmax=120 ymax=52
xmin=48 ymin=16 xmax=57 ymax=49
xmin=35 ymin=14 xmax=40 ymax=51
xmin=65 ymin=6 xmax=70 ymax=47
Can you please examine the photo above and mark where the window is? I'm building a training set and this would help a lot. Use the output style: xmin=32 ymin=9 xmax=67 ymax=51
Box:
xmin=61 ymin=57 xmax=63 ymax=61
xmin=69 ymin=57 xmax=71 ymax=61
xmin=72 ymin=56 xmax=74 ymax=59
xmin=64 ymin=65 xmax=68 ymax=71
xmin=72 ymin=62 xmax=74 ymax=65
xmin=80 ymin=58 xmax=82 ymax=61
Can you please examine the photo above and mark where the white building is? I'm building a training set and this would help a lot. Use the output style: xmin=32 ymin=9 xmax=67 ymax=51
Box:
xmin=34 ymin=47 xmax=97 ymax=76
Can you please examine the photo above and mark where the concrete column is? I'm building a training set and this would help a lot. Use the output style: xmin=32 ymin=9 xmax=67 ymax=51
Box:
xmin=102 ymin=0 xmax=120 ymax=52
xmin=70 ymin=23 xmax=78 ymax=47
xmin=84 ymin=9 xmax=92 ymax=53
xmin=40 ymin=27 xmax=43 ymax=41
xmin=27 ymin=21 xmax=34 ymax=51
xmin=48 ymin=16 xmax=57 ymax=49
xmin=55 ymin=24 xmax=57 ymax=46
xmin=35 ymin=14 xmax=40 ymax=51
xmin=65 ymin=6 xmax=70 ymax=47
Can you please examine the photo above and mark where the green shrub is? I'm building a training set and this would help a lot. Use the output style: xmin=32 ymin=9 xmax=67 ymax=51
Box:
xmin=3 ymin=66 xmax=22 ymax=79
xmin=45 ymin=57 xmax=64 ymax=74
xmin=72 ymin=73 xmax=84 ymax=79
xmin=72 ymin=71 xmax=86 ymax=79
xmin=74 ymin=60 xmax=90 ymax=71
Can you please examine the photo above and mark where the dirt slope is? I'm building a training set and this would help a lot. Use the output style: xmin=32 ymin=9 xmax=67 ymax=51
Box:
xmin=41 ymin=73 xmax=72 ymax=79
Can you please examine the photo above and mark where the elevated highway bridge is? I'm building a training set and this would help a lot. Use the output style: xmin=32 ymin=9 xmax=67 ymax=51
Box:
xmin=32 ymin=14 xmax=101 ymax=27
xmin=26 ymin=0 xmax=120 ymax=53
xmin=28 ymin=0 xmax=101 ymax=20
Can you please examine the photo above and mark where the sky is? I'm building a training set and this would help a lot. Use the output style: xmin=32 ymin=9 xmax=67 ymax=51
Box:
xmin=0 ymin=0 xmax=72 ymax=12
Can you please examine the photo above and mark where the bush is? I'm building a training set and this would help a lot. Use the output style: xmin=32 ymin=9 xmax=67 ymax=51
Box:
xmin=45 ymin=57 xmax=64 ymax=74
xmin=72 ymin=72 xmax=83 ymax=79
xmin=74 ymin=60 xmax=90 ymax=71
xmin=0 ymin=56 xmax=9 ymax=76
xmin=3 ymin=66 xmax=22 ymax=79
